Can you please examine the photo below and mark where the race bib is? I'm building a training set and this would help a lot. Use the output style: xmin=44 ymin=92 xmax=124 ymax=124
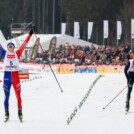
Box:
xmin=4 ymin=52 xmax=19 ymax=71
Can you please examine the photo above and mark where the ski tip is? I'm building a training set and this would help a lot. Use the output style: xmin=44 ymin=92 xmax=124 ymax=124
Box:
xmin=103 ymin=107 xmax=105 ymax=110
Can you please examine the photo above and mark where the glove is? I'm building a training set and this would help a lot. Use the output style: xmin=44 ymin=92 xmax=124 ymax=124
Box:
xmin=29 ymin=25 xmax=36 ymax=35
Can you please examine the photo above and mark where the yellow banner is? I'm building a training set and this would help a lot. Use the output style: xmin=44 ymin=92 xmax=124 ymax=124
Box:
xmin=96 ymin=65 xmax=119 ymax=73
xmin=56 ymin=64 xmax=75 ymax=74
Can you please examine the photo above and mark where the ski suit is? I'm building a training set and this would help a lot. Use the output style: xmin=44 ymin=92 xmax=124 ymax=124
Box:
xmin=124 ymin=59 xmax=134 ymax=103
xmin=0 ymin=32 xmax=32 ymax=110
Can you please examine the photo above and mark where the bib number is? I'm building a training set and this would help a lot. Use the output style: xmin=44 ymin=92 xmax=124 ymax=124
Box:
xmin=10 ymin=61 xmax=13 ymax=66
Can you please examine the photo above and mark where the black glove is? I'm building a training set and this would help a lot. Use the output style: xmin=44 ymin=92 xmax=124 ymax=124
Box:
xmin=29 ymin=25 xmax=36 ymax=35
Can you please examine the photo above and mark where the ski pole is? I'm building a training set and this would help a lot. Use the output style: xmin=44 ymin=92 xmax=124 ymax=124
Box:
xmin=32 ymin=27 xmax=63 ymax=93
xmin=103 ymin=85 xmax=127 ymax=110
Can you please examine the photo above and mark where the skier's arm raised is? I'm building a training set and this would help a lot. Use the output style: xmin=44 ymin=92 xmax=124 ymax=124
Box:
xmin=16 ymin=27 xmax=35 ymax=59
xmin=0 ymin=44 xmax=6 ymax=59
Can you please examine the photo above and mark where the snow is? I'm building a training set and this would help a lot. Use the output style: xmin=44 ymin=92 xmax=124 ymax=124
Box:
xmin=0 ymin=72 xmax=133 ymax=134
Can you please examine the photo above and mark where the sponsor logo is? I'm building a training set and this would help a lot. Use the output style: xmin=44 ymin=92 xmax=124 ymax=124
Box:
xmin=7 ymin=54 xmax=15 ymax=58
xmin=5 ymin=65 xmax=18 ymax=70
xmin=19 ymin=73 xmax=29 ymax=79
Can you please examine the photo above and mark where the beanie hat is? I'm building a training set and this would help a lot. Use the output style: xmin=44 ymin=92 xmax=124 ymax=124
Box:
xmin=7 ymin=42 xmax=15 ymax=47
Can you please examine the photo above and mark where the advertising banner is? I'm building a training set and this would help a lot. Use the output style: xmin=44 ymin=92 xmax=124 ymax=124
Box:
xmin=56 ymin=64 xmax=75 ymax=74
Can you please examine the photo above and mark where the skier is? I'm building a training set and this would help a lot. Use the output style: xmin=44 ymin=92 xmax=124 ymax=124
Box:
xmin=0 ymin=27 xmax=35 ymax=122
xmin=124 ymin=54 xmax=134 ymax=113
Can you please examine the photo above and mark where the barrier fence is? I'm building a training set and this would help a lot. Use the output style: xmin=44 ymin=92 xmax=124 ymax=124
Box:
xmin=0 ymin=62 xmax=125 ymax=74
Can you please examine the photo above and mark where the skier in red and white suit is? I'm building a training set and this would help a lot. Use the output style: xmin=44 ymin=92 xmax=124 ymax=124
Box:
xmin=0 ymin=28 xmax=34 ymax=120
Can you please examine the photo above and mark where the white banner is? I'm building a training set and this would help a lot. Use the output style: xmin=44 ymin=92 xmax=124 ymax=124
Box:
xmin=61 ymin=23 xmax=66 ymax=39
xmin=117 ymin=21 xmax=122 ymax=40
xmin=131 ymin=19 xmax=134 ymax=39
xmin=74 ymin=22 xmax=80 ymax=38
xmin=87 ymin=22 xmax=93 ymax=39
xmin=103 ymin=20 xmax=108 ymax=39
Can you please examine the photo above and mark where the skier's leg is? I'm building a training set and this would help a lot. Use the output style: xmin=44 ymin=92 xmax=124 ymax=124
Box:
xmin=12 ymin=71 xmax=23 ymax=120
xmin=3 ymin=72 xmax=12 ymax=119
xmin=12 ymin=71 xmax=22 ymax=109
xmin=3 ymin=86 xmax=11 ymax=110
xmin=126 ymin=81 xmax=133 ymax=110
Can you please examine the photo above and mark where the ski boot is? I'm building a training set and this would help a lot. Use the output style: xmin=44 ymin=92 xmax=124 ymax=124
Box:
xmin=125 ymin=102 xmax=129 ymax=115
xmin=4 ymin=109 xmax=9 ymax=123
xmin=18 ymin=109 xmax=23 ymax=122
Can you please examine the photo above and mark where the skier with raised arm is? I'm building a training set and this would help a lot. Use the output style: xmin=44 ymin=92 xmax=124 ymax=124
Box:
xmin=0 ymin=27 xmax=35 ymax=122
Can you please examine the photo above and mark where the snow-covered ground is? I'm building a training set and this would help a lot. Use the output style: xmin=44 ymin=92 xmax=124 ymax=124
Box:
xmin=0 ymin=72 xmax=133 ymax=134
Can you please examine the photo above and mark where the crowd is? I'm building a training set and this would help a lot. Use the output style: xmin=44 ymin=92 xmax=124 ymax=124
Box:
xmin=0 ymin=42 xmax=132 ymax=66
xmin=35 ymin=43 xmax=132 ymax=66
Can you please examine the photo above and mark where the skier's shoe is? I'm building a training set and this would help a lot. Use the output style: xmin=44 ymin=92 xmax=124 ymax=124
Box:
xmin=4 ymin=109 xmax=9 ymax=122
xmin=18 ymin=109 xmax=23 ymax=122
xmin=125 ymin=102 xmax=129 ymax=115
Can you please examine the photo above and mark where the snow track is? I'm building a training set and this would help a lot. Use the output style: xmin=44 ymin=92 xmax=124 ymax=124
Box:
xmin=0 ymin=73 xmax=133 ymax=134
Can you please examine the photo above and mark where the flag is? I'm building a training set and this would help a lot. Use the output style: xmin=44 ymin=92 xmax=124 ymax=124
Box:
xmin=131 ymin=19 xmax=134 ymax=39
xmin=117 ymin=21 xmax=122 ymax=40
xmin=74 ymin=22 xmax=80 ymax=38
xmin=87 ymin=22 xmax=93 ymax=39
xmin=48 ymin=36 xmax=57 ymax=55
xmin=61 ymin=23 xmax=66 ymax=39
xmin=30 ymin=38 xmax=40 ymax=60
xmin=103 ymin=20 xmax=108 ymax=39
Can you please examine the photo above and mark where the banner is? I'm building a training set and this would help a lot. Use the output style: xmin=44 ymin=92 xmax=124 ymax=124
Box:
xmin=19 ymin=73 xmax=29 ymax=79
xmin=56 ymin=64 xmax=75 ymax=74
xmin=61 ymin=23 xmax=66 ymax=39
xmin=103 ymin=20 xmax=108 ymax=39
xmin=74 ymin=22 xmax=80 ymax=38
xmin=87 ymin=22 xmax=93 ymax=39
xmin=117 ymin=21 xmax=122 ymax=40
xmin=19 ymin=63 xmax=45 ymax=73
xmin=131 ymin=19 xmax=134 ymax=39
xmin=96 ymin=65 xmax=120 ymax=73
xmin=75 ymin=66 xmax=96 ymax=73
xmin=48 ymin=36 xmax=57 ymax=55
